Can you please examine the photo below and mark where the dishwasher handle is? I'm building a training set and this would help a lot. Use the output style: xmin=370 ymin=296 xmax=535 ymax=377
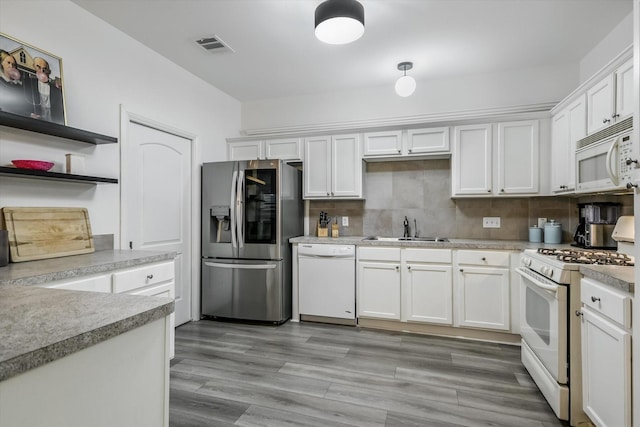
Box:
xmin=299 ymin=254 xmax=355 ymax=259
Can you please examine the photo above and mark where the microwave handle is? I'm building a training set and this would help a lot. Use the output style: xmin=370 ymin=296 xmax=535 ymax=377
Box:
xmin=605 ymin=137 xmax=620 ymax=186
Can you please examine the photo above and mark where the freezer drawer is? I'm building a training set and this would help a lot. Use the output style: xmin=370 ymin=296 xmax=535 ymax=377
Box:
xmin=201 ymin=259 xmax=290 ymax=323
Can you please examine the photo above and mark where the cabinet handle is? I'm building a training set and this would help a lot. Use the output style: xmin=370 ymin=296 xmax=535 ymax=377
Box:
xmin=481 ymin=257 xmax=486 ymax=261
xmin=612 ymin=113 xmax=620 ymax=119
xmin=459 ymin=269 xmax=464 ymax=272
xmin=397 ymin=149 xmax=401 ymax=153
xmin=602 ymin=118 xmax=611 ymax=124
xmin=146 ymin=274 xmax=154 ymax=280
xmin=576 ymin=310 xmax=583 ymax=317
xmin=500 ymin=189 xmax=504 ymax=193
xmin=326 ymin=192 xmax=330 ymax=196
xmin=408 ymin=149 xmax=412 ymax=153
xmin=395 ymin=266 xmax=399 ymax=271
xmin=487 ymin=189 xmax=491 ymax=193
xmin=591 ymin=296 xmax=601 ymax=303
xmin=407 ymin=266 xmax=411 ymax=270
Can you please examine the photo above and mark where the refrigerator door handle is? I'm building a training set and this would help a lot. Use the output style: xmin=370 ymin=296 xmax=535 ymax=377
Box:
xmin=204 ymin=261 xmax=277 ymax=270
xmin=237 ymin=170 xmax=245 ymax=249
xmin=230 ymin=170 xmax=238 ymax=249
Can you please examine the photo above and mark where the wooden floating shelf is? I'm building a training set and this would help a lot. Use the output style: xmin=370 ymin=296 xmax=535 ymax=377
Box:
xmin=0 ymin=166 xmax=118 ymax=184
xmin=0 ymin=111 xmax=117 ymax=145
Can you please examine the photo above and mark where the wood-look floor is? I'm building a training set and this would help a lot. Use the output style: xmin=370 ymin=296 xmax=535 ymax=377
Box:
xmin=169 ymin=320 xmax=567 ymax=427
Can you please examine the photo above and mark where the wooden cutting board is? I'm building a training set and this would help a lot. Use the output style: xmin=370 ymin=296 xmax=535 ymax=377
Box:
xmin=1 ymin=207 xmax=95 ymax=262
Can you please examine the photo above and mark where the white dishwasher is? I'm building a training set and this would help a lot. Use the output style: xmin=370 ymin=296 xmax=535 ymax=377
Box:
xmin=298 ymin=244 xmax=356 ymax=325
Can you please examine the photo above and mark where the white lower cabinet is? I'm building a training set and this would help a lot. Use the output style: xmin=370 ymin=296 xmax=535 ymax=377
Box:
xmin=580 ymin=277 xmax=632 ymax=427
xmin=454 ymin=250 xmax=510 ymax=331
xmin=401 ymin=248 xmax=453 ymax=325
xmin=357 ymin=247 xmax=453 ymax=325
xmin=42 ymin=273 xmax=112 ymax=292
xmin=38 ymin=259 xmax=176 ymax=359
xmin=357 ymin=247 xmax=401 ymax=320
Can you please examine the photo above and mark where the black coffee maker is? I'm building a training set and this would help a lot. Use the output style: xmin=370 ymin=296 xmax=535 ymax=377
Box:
xmin=573 ymin=202 xmax=621 ymax=249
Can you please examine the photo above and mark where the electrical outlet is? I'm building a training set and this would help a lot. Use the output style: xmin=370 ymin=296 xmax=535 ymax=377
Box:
xmin=483 ymin=217 xmax=501 ymax=228
xmin=537 ymin=217 xmax=547 ymax=228
xmin=342 ymin=216 xmax=349 ymax=227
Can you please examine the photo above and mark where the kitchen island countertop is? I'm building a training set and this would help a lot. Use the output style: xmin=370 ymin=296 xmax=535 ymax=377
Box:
xmin=0 ymin=250 xmax=176 ymax=382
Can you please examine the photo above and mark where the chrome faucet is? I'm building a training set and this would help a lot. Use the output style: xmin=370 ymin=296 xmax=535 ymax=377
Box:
xmin=403 ymin=216 xmax=410 ymax=238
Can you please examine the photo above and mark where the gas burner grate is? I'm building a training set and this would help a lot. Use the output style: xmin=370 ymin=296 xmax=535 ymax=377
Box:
xmin=536 ymin=248 xmax=634 ymax=266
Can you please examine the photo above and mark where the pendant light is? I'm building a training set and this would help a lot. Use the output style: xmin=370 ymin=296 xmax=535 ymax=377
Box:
xmin=315 ymin=0 xmax=365 ymax=45
xmin=395 ymin=62 xmax=416 ymax=97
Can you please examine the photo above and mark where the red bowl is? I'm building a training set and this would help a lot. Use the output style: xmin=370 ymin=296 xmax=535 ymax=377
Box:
xmin=11 ymin=160 xmax=55 ymax=171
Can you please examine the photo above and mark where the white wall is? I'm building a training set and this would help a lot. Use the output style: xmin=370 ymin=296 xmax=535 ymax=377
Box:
xmin=0 ymin=0 xmax=241 ymax=242
xmin=580 ymin=11 xmax=634 ymax=83
xmin=241 ymin=62 xmax=578 ymax=134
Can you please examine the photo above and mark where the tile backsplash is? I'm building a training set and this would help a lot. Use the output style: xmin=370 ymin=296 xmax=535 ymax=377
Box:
xmin=308 ymin=159 xmax=633 ymax=242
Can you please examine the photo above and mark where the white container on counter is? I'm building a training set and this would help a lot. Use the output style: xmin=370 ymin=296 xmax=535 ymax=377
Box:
xmin=544 ymin=220 xmax=562 ymax=244
xmin=528 ymin=226 xmax=543 ymax=243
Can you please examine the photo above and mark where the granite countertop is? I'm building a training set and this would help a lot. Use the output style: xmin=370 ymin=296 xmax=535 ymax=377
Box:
xmin=579 ymin=265 xmax=634 ymax=294
xmin=0 ymin=250 xmax=177 ymax=382
xmin=0 ymin=249 xmax=177 ymax=286
xmin=289 ymin=236 xmax=570 ymax=251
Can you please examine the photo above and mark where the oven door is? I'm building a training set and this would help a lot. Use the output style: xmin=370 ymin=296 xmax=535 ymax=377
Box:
xmin=516 ymin=267 xmax=568 ymax=384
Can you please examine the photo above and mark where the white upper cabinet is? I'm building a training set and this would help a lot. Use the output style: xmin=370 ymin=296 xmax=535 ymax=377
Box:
xmin=363 ymin=127 xmax=449 ymax=160
xmin=228 ymin=138 xmax=303 ymax=162
xmin=452 ymin=120 xmax=540 ymax=197
xmin=551 ymin=95 xmax=586 ymax=193
xmin=264 ymin=137 xmax=303 ymax=161
xmin=227 ymin=140 xmax=263 ymax=161
xmin=304 ymin=133 xmax=363 ymax=199
xmin=586 ymin=58 xmax=633 ymax=135
xmin=497 ymin=120 xmax=539 ymax=194
xmin=452 ymin=124 xmax=493 ymax=195
xmin=363 ymin=130 xmax=402 ymax=157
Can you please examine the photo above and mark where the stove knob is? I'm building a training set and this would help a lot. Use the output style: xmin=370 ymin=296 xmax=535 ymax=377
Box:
xmin=547 ymin=269 xmax=554 ymax=278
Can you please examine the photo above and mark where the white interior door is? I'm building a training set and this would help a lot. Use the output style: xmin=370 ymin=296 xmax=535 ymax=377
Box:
xmin=122 ymin=118 xmax=193 ymax=326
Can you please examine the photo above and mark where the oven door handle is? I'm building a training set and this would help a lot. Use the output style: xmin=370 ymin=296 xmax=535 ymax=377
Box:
xmin=516 ymin=267 xmax=559 ymax=294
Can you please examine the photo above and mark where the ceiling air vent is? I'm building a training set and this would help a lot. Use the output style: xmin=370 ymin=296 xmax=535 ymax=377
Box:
xmin=195 ymin=35 xmax=234 ymax=53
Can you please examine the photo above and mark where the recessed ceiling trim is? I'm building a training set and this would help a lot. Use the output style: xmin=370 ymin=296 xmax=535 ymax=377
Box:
xmin=196 ymin=35 xmax=234 ymax=53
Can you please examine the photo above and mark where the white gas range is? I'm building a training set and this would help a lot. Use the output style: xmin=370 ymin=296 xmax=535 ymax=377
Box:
xmin=516 ymin=247 xmax=634 ymax=426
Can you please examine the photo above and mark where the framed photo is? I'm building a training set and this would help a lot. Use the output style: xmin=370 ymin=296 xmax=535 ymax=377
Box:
xmin=0 ymin=32 xmax=66 ymax=125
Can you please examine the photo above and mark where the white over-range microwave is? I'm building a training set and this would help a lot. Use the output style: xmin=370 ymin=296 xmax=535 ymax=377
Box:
xmin=575 ymin=117 xmax=634 ymax=193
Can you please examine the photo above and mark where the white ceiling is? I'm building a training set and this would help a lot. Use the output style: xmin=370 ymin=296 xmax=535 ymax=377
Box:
xmin=71 ymin=0 xmax=632 ymax=103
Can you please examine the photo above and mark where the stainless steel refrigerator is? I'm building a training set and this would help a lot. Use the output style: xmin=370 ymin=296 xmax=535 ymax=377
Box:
xmin=201 ymin=159 xmax=303 ymax=324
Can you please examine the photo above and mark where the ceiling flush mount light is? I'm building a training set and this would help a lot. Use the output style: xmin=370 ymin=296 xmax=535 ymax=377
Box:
xmin=315 ymin=0 xmax=365 ymax=45
xmin=395 ymin=62 xmax=416 ymax=97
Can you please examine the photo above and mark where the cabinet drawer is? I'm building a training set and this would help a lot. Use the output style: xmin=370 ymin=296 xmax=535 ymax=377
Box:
xmin=358 ymin=247 xmax=401 ymax=262
xmin=456 ymin=250 xmax=509 ymax=267
xmin=581 ymin=278 xmax=631 ymax=328
xmin=43 ymin=274 xmax=111 ymax=293
xmin=112 ymin=261 xmax=175 ymax=293
xmin=403 ymin=248 xmax=451 ymax=263
xmin=126 ymin=281 xmax=173 ymax=298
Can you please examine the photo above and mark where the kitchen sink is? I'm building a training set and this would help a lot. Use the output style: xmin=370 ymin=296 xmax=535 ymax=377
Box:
xmin=363 ymin=236 xmax=449 ymax=242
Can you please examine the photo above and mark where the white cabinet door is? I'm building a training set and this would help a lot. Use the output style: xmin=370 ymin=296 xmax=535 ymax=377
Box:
xmin=550 ymin=95 xmax=586 ymax=193
xmin=303 ymin=135 xmax=332 ymax=198
xmin=363 ymin=130 xmax=402 ymax=157
xmin=357 ymin=261 xmax=401 ymax=320
xmin=452 ymin=124 xmax=492 ymax=195
xmin=455 ymin=266 xmax=510 ymax=331
xmin=614 ymin=58 xmax=634 ymax=122
xmin=406 ymin=127 xmax=449 ymax=155
xmin=497 ymin=120 xmax=539 ymax=194
xmin=332 ymin=133 xmax=362 ymax=198
xmin=228 ymin=140 xmax=263 ymax=161
xmin=581 ymin=307 xmax=631 ymax=427
xmin=42 ymin=274 xmax=111 ymax=293
xmin=265 ymin=137 xmax=303 ymax=161
xmin=587 ymin=74 xmax=615 ymax=134
xmin=402 ymin=262 xmax=453 ymax=325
